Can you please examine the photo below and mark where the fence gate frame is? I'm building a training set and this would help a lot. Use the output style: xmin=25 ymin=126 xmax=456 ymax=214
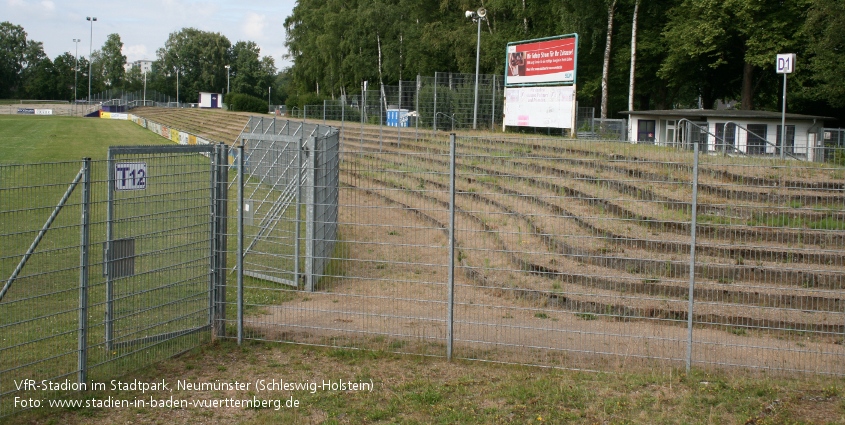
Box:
xmin=104 ymin=144 xmax=228 ymax=351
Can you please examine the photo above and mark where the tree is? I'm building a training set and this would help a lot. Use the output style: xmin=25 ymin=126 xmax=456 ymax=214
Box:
xmin=628 ymin=0 xmax=640 ymax=112
xmin=101 ymin=33 xmax=126 ymax=88
xmin=803 ymin=0 xmax=845 ymax=108
xmin=51 ymin=52 xmax=76 ymax=101
xmin=156 ymin=28 xmax=231 ymax=102
xmin=660 ymin=0 xmax=808 ymax=110
xmin=0 ymin=21 xmax=27 ymax=97
xmin=230 ymin=41 xmax=277 ymax=99
xmin=600 ymin=0 xmax=618 ymax=119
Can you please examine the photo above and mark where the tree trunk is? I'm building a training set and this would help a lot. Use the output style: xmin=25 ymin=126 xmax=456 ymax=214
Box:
xmin=601 ymin=0 xmax=617 ymax=119
xmin=741 ymin=61 xmax=754 ymax=110
xmin=377 ymin=33 xmax=387 ymax=111
xmin=628 ymin=0 xmax=639 ymax=112
xmin=522 ymin=0 xmax=528 ymax=34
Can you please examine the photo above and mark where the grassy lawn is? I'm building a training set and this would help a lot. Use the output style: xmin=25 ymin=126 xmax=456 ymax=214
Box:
xmin=4 ymin=340 xmax=845 ymax=425
xmin=0 ymin=115 xmax=169 ymax=164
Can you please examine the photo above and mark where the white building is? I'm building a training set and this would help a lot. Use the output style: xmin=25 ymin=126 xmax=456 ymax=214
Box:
xmin=621 ymin=109 xmax=832 ymax=160
xmin=125 ymin=60 xmax=153 ymax=74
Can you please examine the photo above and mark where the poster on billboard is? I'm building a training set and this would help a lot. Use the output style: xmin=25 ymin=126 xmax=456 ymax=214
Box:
xmin=505 ymin=34 xmax=577 ymax=86
xmin=503 ymin=86 xmax=576 ymax=129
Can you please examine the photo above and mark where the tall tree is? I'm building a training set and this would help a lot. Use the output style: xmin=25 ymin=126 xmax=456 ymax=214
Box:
xmin=600 ymin=0 xmax=618 ymax=119
xmin=101 ymin=33 xmax=126 ymax=88
xmin=0 ymin=21 xmax=27 ymax=97
xmin=156 ymin=28 xmax=231 ymax=102
xmin=803 ymin=0 xmax=845 ymax=107
xmin=230 ymin=40 xmax=277 ymax=99
xmin=628 ymin=0 xmax=639 ymax=112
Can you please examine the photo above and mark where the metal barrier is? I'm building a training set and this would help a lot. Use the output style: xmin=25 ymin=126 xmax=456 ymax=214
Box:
xmin=0 ymin=145 xmax=229 ymax=418
xmin=233 ymin=117 xmax=339 ymax=292
xmin=234 ymin=132 xmax=845 ymax=376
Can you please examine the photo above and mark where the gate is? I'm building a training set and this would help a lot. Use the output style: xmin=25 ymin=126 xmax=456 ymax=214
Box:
xmin=1 ymin=144 xmax=228 ymax=418
xmin=105 ymin=145 xmax=228 ymax=350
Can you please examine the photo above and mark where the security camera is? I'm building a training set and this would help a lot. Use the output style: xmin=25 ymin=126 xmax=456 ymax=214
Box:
xmin=465 ymin=10 xmax=474 ymax=18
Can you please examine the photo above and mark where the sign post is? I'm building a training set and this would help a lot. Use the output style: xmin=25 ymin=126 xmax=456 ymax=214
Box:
xmin=776 ymin=53 xmax=795 ymax=159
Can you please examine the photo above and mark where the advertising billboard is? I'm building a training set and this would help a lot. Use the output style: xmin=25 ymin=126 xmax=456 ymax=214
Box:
xmin=503 ymin=86 xmax=576 ymax=129
xmin=504 ymin=35 xmax=577 ymax=86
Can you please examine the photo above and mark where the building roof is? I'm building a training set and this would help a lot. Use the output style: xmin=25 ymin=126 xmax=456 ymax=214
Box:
xmin=620 ymin=109 xmax=834 ymax=121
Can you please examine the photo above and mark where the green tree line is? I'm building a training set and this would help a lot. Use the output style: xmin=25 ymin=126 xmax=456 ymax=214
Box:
xmin=283 ymin=0 xmax=845 ymax=120
xmin=0 ymin=23 xmax=280 ymax=105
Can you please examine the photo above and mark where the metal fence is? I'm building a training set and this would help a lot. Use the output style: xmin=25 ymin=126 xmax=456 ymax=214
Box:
xmin=233 ymin=132 xmax=845 ymax=376
xmin=233 ymin=117 xmax=340 ymax=292
xmin=5 ymin=120 xmax=845 ymax=419
xmin=0 ymin=145 xmax=229 ymax=418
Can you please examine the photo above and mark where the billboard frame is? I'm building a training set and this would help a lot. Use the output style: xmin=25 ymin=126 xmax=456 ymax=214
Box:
xmin=504 ymin=33 xmax=578 ymax=88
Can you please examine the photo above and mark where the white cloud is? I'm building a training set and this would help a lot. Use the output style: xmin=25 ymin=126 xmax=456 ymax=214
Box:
xmin=123 ymin=44 xmax=150 ymax=62
xmin=242 ymin=12 xmax=267 ymax=40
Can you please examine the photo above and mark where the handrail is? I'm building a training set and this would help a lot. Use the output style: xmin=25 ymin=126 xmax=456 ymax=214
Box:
xmin=724 ymin=121 xmax=803 ymax=160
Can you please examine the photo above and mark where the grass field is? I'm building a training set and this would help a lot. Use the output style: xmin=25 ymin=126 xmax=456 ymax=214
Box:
xmin=2 ymin=114 xmax=845 ymax=424
xmin=0 ymin=115 xmax=170 ymax=163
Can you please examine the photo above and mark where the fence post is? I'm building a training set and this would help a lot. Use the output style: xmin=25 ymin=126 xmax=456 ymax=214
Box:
xmin=433 ymin=73 xmax=438 ymax=134
xmin=214 ymin=144 xmax=228 ymax=338
xmin=415 ymin=75 xmax=421 ymax=142
xmin=447 ymin=133 xmax=456 ymax=361
xmin=379 ymin=86 xmax=384 ymax=151
xmin=105 ymin=150 xmax=115 ymax=350
xmin=78 ymin=158 xmax=91 ymax=384
xmin=237 ymin=144 xmax=245 ymax=345
xmin=295 ymin=122 xmax=303 ymax=289
xmin=398 ymin=80 xmax=402 ymax=148
xmin=686 ymin=144 xmax=699 ymax=372
xmin=491 ymin=76 xmax=497 ymax=132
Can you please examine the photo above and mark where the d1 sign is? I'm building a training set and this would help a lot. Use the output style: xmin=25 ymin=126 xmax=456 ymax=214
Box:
xmin=776 ymin=53 xmax=796 ymax=74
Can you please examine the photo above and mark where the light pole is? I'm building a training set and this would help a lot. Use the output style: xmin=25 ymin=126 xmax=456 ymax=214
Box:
xmin=143 ymin=71 xmax=147 ymax=106
xmin=268 ymin=86 xmax=271 ymax=113
xmin=73 ymin=38 xmax=80 ymax=102
xmin=176 ymin=67 xmax=179 ymax=106
xmin=86 ymin=17 xmax=96 ymax=103
xmin=225 ymin=65 xmax=230 ymax=94
xmin=465 ymin=8 xmax=486 ymax=130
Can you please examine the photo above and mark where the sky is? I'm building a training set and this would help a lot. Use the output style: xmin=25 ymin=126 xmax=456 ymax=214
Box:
xmin=2 ymin=0 xmax=297 ymax=69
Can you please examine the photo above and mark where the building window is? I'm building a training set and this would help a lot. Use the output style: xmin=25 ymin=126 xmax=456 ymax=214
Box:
xmin=714 ymin=123 xmax=736 ymax=152
xmin=746 ymin=124 xmax=767 ymax=155
xmin=776 ymin=125 xmax=795 ymax=155
xmin=637 ymin=120 xmax=656 ymax=143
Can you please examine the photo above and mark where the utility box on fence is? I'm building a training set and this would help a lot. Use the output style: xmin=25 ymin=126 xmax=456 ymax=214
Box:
xmin=387 ymin=109 xmax=410 ymax=127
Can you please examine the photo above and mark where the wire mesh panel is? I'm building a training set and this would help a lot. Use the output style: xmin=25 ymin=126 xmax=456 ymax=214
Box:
xmin=96 ymin=145 xmax=218 ymax=375
xmin=237 ymin=129 xmax=451 ymax=355
xmin=0 ymin=161 xmax=91 ymax=417
xmin=691 ymin=152 xmax=845 ymax=374
xmin=448 ymin=137 xmax=694 ymax=369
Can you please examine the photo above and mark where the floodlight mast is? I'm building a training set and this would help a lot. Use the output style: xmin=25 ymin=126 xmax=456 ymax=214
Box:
xmin=86 ymin=17 xmax=97 ymax=103
xmin=466 ymin=8 xmax=486 ymax=130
